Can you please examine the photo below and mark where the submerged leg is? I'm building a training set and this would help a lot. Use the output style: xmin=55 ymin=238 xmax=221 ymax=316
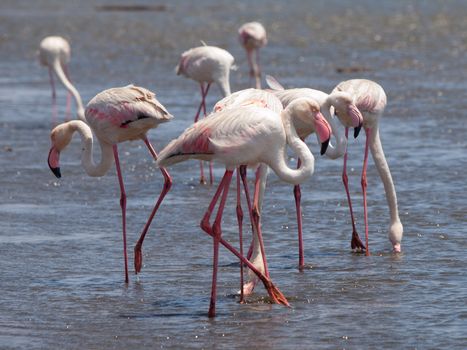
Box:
xmin=113 ymin=145 xmax=129 ymax=284
xmin=342 ymin=128 xmax=366 ymax=252
xmin=134 ymin=137 xmax=173 ymax=274
xmin=361 ymin=128 xmax=371 ymax=256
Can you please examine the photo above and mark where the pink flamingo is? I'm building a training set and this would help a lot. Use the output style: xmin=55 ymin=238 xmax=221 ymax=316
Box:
xmin=213 ymin=88 xmax=284 ymax=301
xmin=332 ymin=79 xmax=403 ymax=255
xmin=238 ymin=22 xmax=267 ymax=89
xmin=266 ymin=75 xmax=364 ymax=266
xmin=38 ymin=36 xmax=85 ymax=123
xmin=47 ymin=85 xmax=173 ymax=283
xmin=176 ymin=44 xmax=235 ymax=184
xmin=157 ymin=97 xmax=331 ymax=317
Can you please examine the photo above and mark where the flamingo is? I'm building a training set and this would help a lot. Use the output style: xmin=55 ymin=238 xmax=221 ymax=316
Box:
xmin=266 ymin=75 xmax=364 ymax=267
xmin=213 ymin=88 xmax=283 ymax=301
xmin=176 ymin=44 xmax=235 ymax=184
xmin=332 ymin=79 xmax=403 ymax=255
xmin=156 ymin=97 xmax=331 ymax=317
xmin=238 ymin=22 xmax=267 ymax=89
xmin=47 ymin=85 xmax=173 ymax=283
xmin=38 ymin=36 xmax=85 ymax=123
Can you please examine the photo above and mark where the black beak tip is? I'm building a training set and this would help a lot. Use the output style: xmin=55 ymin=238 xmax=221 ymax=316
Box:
xmin=354 ymin=124 xmax=362 ymax=138
xmin=320 ymin=139 xmax=330 ymax=156
xmin=50 ymin=167 xmax=61 ymax=179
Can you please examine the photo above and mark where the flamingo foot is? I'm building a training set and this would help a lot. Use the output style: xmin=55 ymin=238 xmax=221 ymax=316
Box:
xmin=199 ymin=177 xmax=207 ymax=185
xmin=351 ymin=230 xmax=366 ymax=253
xmin=134 ymin=244 xmax=143 ymax=274
xmin=262 ymin=279 xmax=290 ymax=307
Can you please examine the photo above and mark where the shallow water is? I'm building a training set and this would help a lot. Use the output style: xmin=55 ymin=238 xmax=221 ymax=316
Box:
xmin=1 ymin=0 xmax=466 ymax=349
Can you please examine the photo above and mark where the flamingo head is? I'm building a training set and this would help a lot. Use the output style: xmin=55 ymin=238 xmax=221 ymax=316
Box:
xmin=389 ymin=221 xmax=403 ymax=253
xmin=329 ymin=91 xmax=363 ymax=138
xmin=47 ymin=122 xmax=76 ymax=178
xmin=287 ymin=98 xmax=332 ymax=155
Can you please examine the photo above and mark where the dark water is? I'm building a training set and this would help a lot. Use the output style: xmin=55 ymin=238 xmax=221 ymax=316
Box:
xmin=1 ymin=0 xmax=466 ymax=349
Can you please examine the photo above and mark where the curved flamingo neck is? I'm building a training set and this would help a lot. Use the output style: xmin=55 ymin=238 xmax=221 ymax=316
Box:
xmin=368 ymin=127 xmax=400 ymax=224
xmin=68 ymin=120 xmax=114 ymax=177
xmin=217 ymin=75 xmax=231 ymax=97
xmin=52 ymin=60 xmax=85 ymax=122
xmin=322 ymin=99 xmax=347 ymax=159
xmin=268 ymin=109 xmax=314 ymax=185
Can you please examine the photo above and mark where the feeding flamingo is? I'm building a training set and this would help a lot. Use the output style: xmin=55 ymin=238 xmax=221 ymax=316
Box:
xmin=332 ymin=79 xmax=403 ymax=255
xmin=157 ymin=97 xmax=331 ymax=317
xmin=38 ymin=36 xmax=85 ymax=123
xmin=47 ymin=85 xmax=173 ymax=283
xmin=266 ymin=75 xmax=364 ymax=266
xmin=213 ymin=88 xmax=283 ymax=300
xmin=176 ymin=44 xmax=235 ymax=184
xmin=238 ymin=22 xmax=267 ymax=89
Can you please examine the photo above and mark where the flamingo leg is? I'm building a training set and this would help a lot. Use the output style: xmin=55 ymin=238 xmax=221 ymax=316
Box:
xmin=342 ymin=127 xmax=366 ymax=252
xmin=134 ymin=137 xmax=173 ymax=274
xmin=201 ymin=83 xmax=214 ymax=185
xmin=200 ymin=170 xmax=289 ymax=317
xmin=208 ymin=170 xmax=232 ymax=317
xmin=294 ymin=156 xmax=305 ymax=270
xmin=235 ymin=168 xmax=245 ymax=303
xmin=362 ymin=128 xmax=371 ymax=256
xmin=195 ymin=83 xmax=212 ymax=184
xmin=48 ymin=67 xmax=57 ymax=126
xmin=113 ymin=145 xmax=129 ymax=284
xmin=63 ymin=64 xmax=72 ymax=121
xmin=239 ymin=165 xmax=263 ymax=295
xmin=251 ymin=166 xmax=269 ymax=278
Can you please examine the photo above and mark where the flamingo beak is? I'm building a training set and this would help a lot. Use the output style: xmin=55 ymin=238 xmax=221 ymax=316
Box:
xmin=314 ymin=111 xmax=332 ymax=156
xmin=320 ymin=138 xmax=330 ymax=155
xmin=354 ymin=123 xmax=362 ymax=138
xmin=348 ymin=104 xmax=364 ymax=138
xmin=48 ymin=147 xmax=61 ymax=179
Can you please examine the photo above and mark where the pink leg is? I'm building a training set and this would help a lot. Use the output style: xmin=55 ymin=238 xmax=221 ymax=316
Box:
xmin=208 ymin=170 xmax=232 ymax=317
xmin=362 ymin=128 xmax=371 ymax=256
xmin=294 ymin=156 xmax=305 ymax=270
xmin=201 ymin=83 xmax=214 ymax=185
xmin=342 ymin=128 xmax=366 ymax=252
xmin=195 ymin=83 xmax=211 ymax=184
xmin=134 ymin=137 xmax=173 ymax=274
xmin=113 ymin=145 xmax=129 ymax=284
xmin=251 ymin=167 xmax=269 ymax=278
xmin=200 ymin=170 xmax=289 ymax=317
xmin=48 ymin=67 xmax=57 ymax=126
xmin=236 ymin=168 xmax=245 ymax=303
xmin=63 ymin=64 xmax=72 ymax=121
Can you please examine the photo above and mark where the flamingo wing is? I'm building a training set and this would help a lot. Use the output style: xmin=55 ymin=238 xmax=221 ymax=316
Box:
xmin=157 ymin=106 xmax=281 ymax=167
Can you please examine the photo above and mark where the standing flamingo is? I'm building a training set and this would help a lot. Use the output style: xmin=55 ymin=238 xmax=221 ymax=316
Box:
xmin=213 ymin=88 xmax=283 ymax=300
xmin=156 ymin=97 xmax=331 ymax=317
xmin=266 ymin=75 xmax=364 ymax=267
xmin=332 ymin=79 xmax=403 ymax=254
xmin=176 ymin=44 xmax=235 ymax=184
xmin=47 ymin=85 xmax=173 ymax=283
xmin=238 ymin=22 xmax=267 ymax=89
xmin=39 ymin=36 xmax=85 ymax=123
